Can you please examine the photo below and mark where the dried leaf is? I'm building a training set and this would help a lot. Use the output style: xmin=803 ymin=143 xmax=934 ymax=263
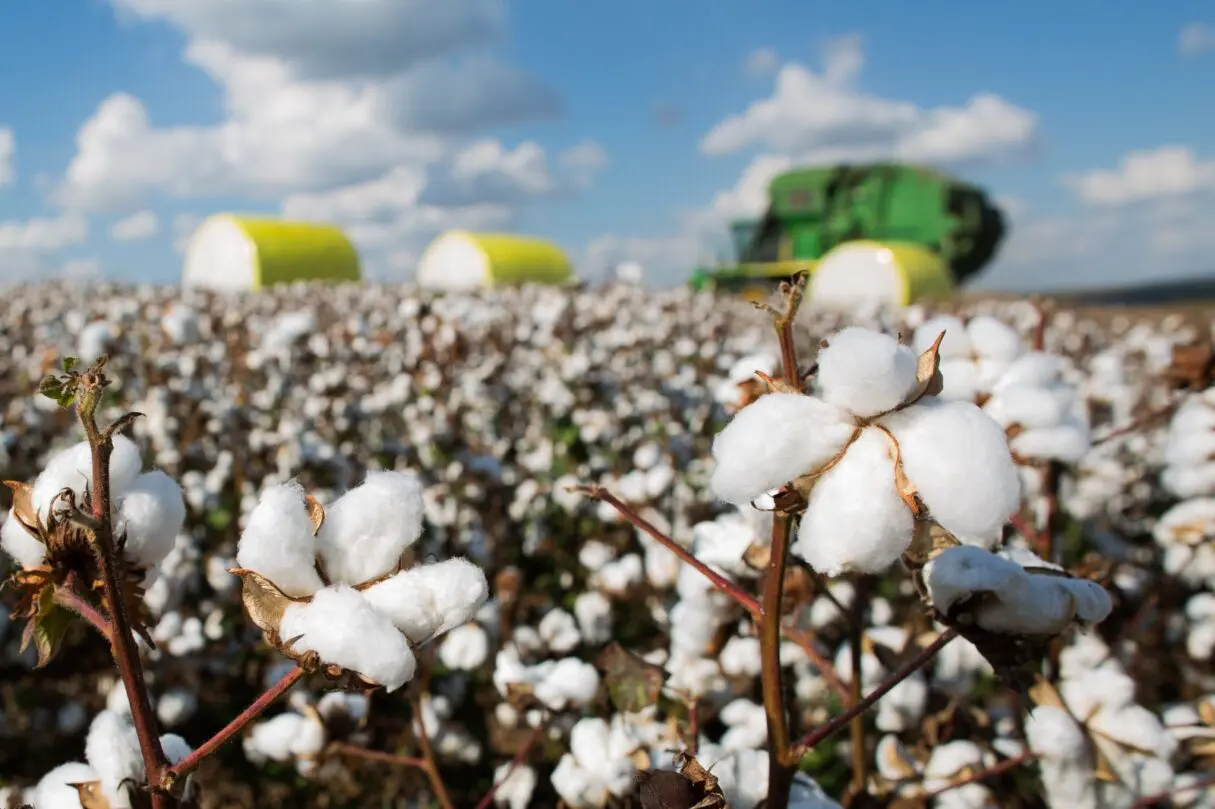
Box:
xmin=304 ymin=495 xmax=325 ymax=537
xmin=70 ymin=780 xmax=112 ymax=809
xmin=898 ymin=331 xmax=945 ymax=409
xmin=229 ymin=568 xmax=303 ymax=636
xmin=675 ymin=752 xmax=726 ymax=808
xmin=878 ymin=427 xmax=921 ymax=516
xmin=4 ymin=480 xmax=43 ymax=537
xmin=1028 ymin=678 xmax=1065 ymax=709
xmin=597 ymin=641 xmax=665 ymax=714
xmin=21 ymin=586 xmax=73 ymax=668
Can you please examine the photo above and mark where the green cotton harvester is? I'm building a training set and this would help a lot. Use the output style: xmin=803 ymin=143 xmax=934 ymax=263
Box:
xmin=688 ymin=163 xmax=1007 ymax=309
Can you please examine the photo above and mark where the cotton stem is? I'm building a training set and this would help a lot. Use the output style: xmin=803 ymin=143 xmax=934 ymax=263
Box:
xmin=848 ymin=574 xmax=870 ymax=794
xmin=760 ymin=514 xmax=797 ymax=807
xmin=327 ymin=741 xmax=428 ymax=770
xmin=473 ymin=715 xmax=552 ymax=809
xmin=76 ymin=375 xmax=170 ymax=799
xmin=411 ymin=692 xmax=456 ymax=809
xmin=793 ymin=628 xmax=959 ymax=753
xmin=165 ymin=665 xmax=306 ymax=784
xmin=921 ymin=751 xmax=1036 ymax=799
xmin=52 ymin=576 xmax=112 ymax=642
xmin=1130 ymin=771 xmax=1215 ymax=808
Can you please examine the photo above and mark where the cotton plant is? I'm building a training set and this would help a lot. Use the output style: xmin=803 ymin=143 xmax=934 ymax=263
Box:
xmin=983 ymin=350 xmax=1093 ymax=465
xmin=231 ymin=470 xmax=488 ymax=692
xmin=710 ymin=324 xmax=1022 ymax=574
xmin=243 ymin=689 xmax=370 ymax=777
xmin=1152 ymin=499 xmax=1215 ymax=590
xmin=549 ymin=716 xmax=641 ymax=808
xmin=1161 ymin=388 xmax=1215 ymax=499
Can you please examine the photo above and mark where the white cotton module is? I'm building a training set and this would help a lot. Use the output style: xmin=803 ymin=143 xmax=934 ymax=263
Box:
xmin=316 ymin=470 xmax=425 ymax=585
xmin=793 ymin=427 xmax=914 ymax=576
xmin=117 ymin=470 xmax=187 ymax=569
xmin=1 ymin=512 xmax=46 ymax=569
xmin=86 ymin=710 xmax=144 ymax=808
xmin=882 ymin=399 xmax=1021 ymax=546
xmin=709 ymin=392 xmax=855 ymax=505
xmin=816 ymin=327 xmax=918 ymax=418
xmin=33 ymin=762 xmax=102 ymax=809
xmin=573 ymin=591 xmax=613 ymax=645
xmin=492 ymin=762 xmax=537 ymax=809
xmin=438 ymin=623 xmax=490 ymax=670
xmin=236 ymin=481 xmax=324 ymax=597
xmin=279 ymin=585 xmax=416 ymax=691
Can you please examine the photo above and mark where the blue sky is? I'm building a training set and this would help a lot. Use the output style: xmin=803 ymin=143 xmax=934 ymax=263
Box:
xmin=0 ymin=0 xmax=1213 ymax=290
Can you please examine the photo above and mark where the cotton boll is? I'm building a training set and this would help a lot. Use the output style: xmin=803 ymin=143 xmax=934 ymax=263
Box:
xmin=157 ymin=687 xmax=198 ymax=727
xmin=316 ymin=470 xmax=425 ymax=584
xmin=573 ymin=591 xmax=613 ymax=645
xmin=385 ymin=557 xmax=489 ymax=640
xmin=709 ymin=392 xmax=855 ymax=505
xmin=438 ymin=623 xmax=490 ymax=671
xmin=117 ymin=470 xmax=187 ymax=569
xmin=86 ymin=710 xmax=144 ymax=808
xmin=492 ymin=762 xmax=537 ymax=809
xmin=793 ymin=427 xmax=914 ymax=576
xmin=936 ymin=358 xmax=982 ymax=402
xmin=244 ymin=713 xmax=323 ymax=763
xmin=279 ymin=585 xmax=416 ymax=692
xmin=1 ymin=512 xmax=46 ymax=569
xmin=966 ymin=316 xmax=1023 ymax=360
xmin=533 ymin=657 xmax=601 ymax=709
xmin=926 ymin=546 xmax=1023 ymax=615
xmin=34 ymin=762 xmax=102 ymax=809
xmin=539 ymin=608 xmax=582 ymax=654
xmin=33 ymin=436 xmax=142 ymax=522
xmin=719 ymin=635 xmax=762 ymax=678
xmin=882 ymin=399 xmax=1020 ymax=546
xmin=236 ymin=481 xmax=324 ymax=597
xmin=816 ymin=327 xmax=918 ymax=417
xmin=1010 ymin=421 xmax=1091 ymax=464
xmin=914 ymin=316 xmax=970 ymax=359
xmin=360 ymin=570 xmax=442 ymax=642
xmin=875 ymin=671 xmax=927 ymax=732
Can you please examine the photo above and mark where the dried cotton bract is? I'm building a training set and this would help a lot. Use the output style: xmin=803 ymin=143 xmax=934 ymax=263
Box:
xmin=233 ymin=471 xmax=488 ymax=692
xmin=710 ymin=326 xmax=1021 ymax=575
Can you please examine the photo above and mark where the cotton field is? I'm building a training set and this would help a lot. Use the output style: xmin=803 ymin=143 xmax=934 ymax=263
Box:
xmin=0 ymin=279 xmax=1213 ymax=809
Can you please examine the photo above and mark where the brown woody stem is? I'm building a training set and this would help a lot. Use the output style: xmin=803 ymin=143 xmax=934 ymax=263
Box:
xmin=53 ymin=577 xmax=112 ymax=642
xmin=327 ymin=740 xmax=428 ymax=770
xmin=473 ymin=715 xmax=552 ymax=809
xmin=166 ymin=665 xmax=306 ymax=782
xmin=922 ymin=750 xmax=1036 ymax=799
xmin=1130 ymin=770 xmax=1215 ymax=808
xmin=848 ymin=575 xmax=870 ymax=794
xmin=794 ymin=628 xmax=959 ymax=753
xmin=77 ymin=377 xmax=170 ymax=801
xmin=759 ymin=514 xmax=797 ymax=806
xmin=412 ymin=693 xmax=456 ymax=809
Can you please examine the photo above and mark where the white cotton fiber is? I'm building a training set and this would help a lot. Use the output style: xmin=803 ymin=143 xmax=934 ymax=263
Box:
xmin=1026 ymin=706 xmax=1088 ymax=761
xmin=33 ymin=762 xmax=102 ymax=809
xmin=117 ymin=470 xmax=187 ymax=569
xmin=793 ymin=427 xmax=914 ymax=576
xmin=881 ymin=399 xmax=1020 ymax=547
xmin=438 ymin=622 xmax=491 ymax=670
xmin=159 ymin=734 xmax=193 ymax=765
xmin=539 ymin=608 xmax=581 ymax=654
xmin=965 ymin=316 xmax=1022 ymax=360
xmin=926 ymin=546 xmax=1024 ymax=615
xmin=984 ymin=386 xmax=1070 ymax=430
xmin=1 ymin=512 xmax=46 ymax=569
xmin=914 ymin=316 xmax=970 ymax=359
xmin=936 ymin=358 xmax=982 ymax=402
xmin=360 ymin=569 xmax=443 ymax=642
xmin=244 ymin=713 xmax=321 ymax=762
xmin=709 ymin=392 xmax=855 ymax=505
xmin=316 ymin=470 xmax=425 ymax=585
xmin=33 ymin=436 xmax=145 ymax=525
xmin=1010 ymin=421 xmax=1092 ymax=464
xmin=532 ymin=657 xmax=601 ymax=709
xmin=279 ymin=585 xmax=416 ymax=691
xmin=400 ymin=557 xmax=490 ymax=638
xmin=573 ymin=591 xmax=613 ymax=645
xmin=85 ymin=709 xmax=144 ymax=808
xmin=236 ymin=480 xmax=323 ymax=598
xmin=990 ymin=352 xmax=1067 ymax=393
xmin=815 ymin=327 xmax=918 ymax=418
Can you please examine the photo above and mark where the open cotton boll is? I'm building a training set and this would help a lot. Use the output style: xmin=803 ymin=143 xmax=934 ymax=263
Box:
xmin=279 ymin=585 xmax=416 ymax=691
xmin=236 ymin=481 xmax=324 ymax=597
xmin=815 ymin=327 xmax=918 ymax=418
xmin=316 ymin=470 xmax=425 ymax=584
xmin=117 ymin=470 xmax=187 ymax=569
xmin=531 ymin=657 xmax=601 ymax=709
xmin=927 ymin=547 xmax=1029 ymax=615
xmin=794 ymin=427 xmax=914 ymax=576
xmin=914 ymin=316 xmax=970 ymax=358
xmin=965 ymin=315 xmax=1023 ymax=360
xmin=32 ymin=435 xmax=143 ymax=522
xmin=1010 ymin=420 xmax=1092 ymax=464
xmin=244 ymin=712 xmax=324 ymax=763
xmin=936 ymin=357 xmax=983 ymax=401
xmin=1026 ymin=706 xmax=1088 ymax=761
xmin=34 ymin=762 xmax=102 ymax=809
xmin=984 ymin=385 xmax=1072 ymax=430
xmin=86 ymin=710 xmax=144 ymax=808
xmin=492 ymin=761 xmax=537 ymax=809
xmin=881 ymin=399 xmax=1020 ymax=546
xmin=1 ymin=512 xmax=46 ymax=569
xmin=719 ymin=635 xmax=762 ymax=678
xmin=991 ymin=352 xmax=1069 ymax=393
xmin=369 ymin=557 xmax=489 ymax=641
xmin=573 ymin=591 xmax=613 ymax=645
xmin=438 ymin=623 xmax=490 ymax=670
xmin=709 ymin=392 xmax=855 ymax=505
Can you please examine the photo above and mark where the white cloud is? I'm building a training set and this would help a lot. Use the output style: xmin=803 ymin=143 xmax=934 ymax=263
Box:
xmin=0 ymin=214 xmax=90 ymax=282
xmin=702 ymin=35 xmax=1037 ymax=166
xmin=1179 ymin=22 xmax=1215 ymax=57
xmin=0 ymin=128 xmax=13 ymax=187
xmin=745 ymin=47 xmax=779 ymax=77
xmin=559 ymin=140 xmax=608 ymax=171
xmin=1063 ymin=145 xmax=1215 ymax=206
xmin=111 ymin=209 xmax=160 ymax=242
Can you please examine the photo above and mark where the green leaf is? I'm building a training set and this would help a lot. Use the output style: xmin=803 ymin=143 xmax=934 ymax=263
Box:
xmin=596 ymin=641 xmax=665 ymax=714
xmin=20 ymin=587 xmax=74 ymax=668
xmin=36 ymin=374 xmax=78 ymax=409
xmin=61 ymin=356 xmax=78 ymax=373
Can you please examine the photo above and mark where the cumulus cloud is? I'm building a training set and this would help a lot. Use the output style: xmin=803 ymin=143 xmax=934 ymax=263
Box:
xmin=1179 ymin=23 xmax=1215 ymax=57
xmin=744 ymin=47 xmax=779 ymax=77
xmin=111 ymin=209 xmax=160 ymax=242
xmin=702 ymin=36 xmax=1036 ymax=165
xmin=0 ymin=128 xmax=14 ymax=187
xmin=1063 ymin=145 xmax=1215 ymax=206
